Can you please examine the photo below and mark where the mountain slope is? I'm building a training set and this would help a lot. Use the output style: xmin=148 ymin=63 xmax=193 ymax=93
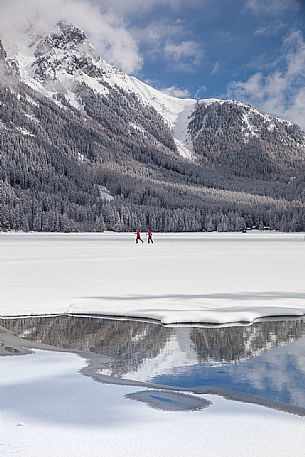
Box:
xmin=1 ymin=22 xmax=305 ymax=232
xmin=189 ymin=99 xmax=305 ymax=178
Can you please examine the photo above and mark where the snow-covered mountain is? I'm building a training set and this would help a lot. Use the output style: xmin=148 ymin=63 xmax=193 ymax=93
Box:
xmin=1 ymin=21 xmax=305 ymax=232
xmin=9 ymin=22 xmax=305 ymax=163
xmin=8 ymin=22 xmax=196 ymax=159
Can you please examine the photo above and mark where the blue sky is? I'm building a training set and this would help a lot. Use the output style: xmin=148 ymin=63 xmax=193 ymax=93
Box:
xmin=93 ymin=0 xmax=305 ymax=127
xmin=1 ymin=0 xmax=305 ymax=127
xmin=132 ymin=0 xmax=304 ymax=97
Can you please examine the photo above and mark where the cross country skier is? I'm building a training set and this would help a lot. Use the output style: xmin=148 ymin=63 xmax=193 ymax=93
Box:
xmin=147 ymin=229 xmax=153 ymax=244
xmin=136 ymin=229 xmax=143 ymax=244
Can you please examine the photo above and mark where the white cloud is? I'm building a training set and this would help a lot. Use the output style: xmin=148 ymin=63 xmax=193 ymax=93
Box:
xmin=96 ymin=0 xmax=200 ymax=16
xmin=195 ymin=85 xmax=207 ymax=99
xmin=132 ymin=20 xmax=202 ymax=76
xmin=0 ymin=0 xmax=142 ymax=74
xmin=211 ymin=62 xmax=220 ymax=75
xmin=160 ymin=85 xmax=191 ymax=97
xmin=245 ymin=0 xmax=299 ymax=15
xmin=94 ymin=0 xmax=203 ymax=73
xmin=164 ymin=40 xmax=203 ymax=71
xmin=132 ymin=19 xmax=184 ymax=48
xmin=0 ymin=0 xmax=203 ymax=74
xmin=254 ymin=23 xmax=285 ymax=37
xmin=165 ymin=40 xmax=202 ymax=62
xmin=228 ymin=30 xmax=305 ymax=129
xmin=0 ymin=0 xmax=201 ymax=93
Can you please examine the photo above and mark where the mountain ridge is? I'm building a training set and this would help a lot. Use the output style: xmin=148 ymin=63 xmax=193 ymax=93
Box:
xmin=0 ymin=22 xmax=305 ymax=232
xmin=10 ymin=22 xmax=305 ymax=160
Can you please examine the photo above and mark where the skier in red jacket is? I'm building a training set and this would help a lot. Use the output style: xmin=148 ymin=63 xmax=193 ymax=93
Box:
xmin=147 ymin=229 xmax=154 ymax=244
xmin=136 ymin=229 xmax=143 ymax=244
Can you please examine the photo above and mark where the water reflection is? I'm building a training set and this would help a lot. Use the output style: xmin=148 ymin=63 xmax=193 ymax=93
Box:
xmin=1 ymin=316 xmax=305 ymax=411
xmin=126 ymin=390 xmax=211 ymax=411
xmin=190 ymin=321 xmax=305 ymax=363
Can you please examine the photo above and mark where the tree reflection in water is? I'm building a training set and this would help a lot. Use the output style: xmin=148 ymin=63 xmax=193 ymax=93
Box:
xmin=2 ymin=315 xmax=305 ymax=410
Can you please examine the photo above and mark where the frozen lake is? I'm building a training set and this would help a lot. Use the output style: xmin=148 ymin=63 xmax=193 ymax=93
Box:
xmin=1 ymin=232 xmax=305 ymax=456
xmin=1 ymin=232 xmax=305 ymax=324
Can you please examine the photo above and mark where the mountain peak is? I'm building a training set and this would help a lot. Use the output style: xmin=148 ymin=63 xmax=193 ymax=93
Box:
xmin=33 ymin=21 xmax=88 ymax=53
xmin=56 ymin=21 xmax=87 ymax=44
xmin=30 ymin=21 xmax=107 ymax=83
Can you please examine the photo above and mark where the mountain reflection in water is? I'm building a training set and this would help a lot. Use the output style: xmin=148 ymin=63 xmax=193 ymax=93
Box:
xmin=1 ymin=315 xmax=305 ymax=410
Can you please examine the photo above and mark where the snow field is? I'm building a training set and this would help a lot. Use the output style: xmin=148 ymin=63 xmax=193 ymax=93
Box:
xmin=1 ymin=232 xmax=305 ymax=457
xmin=0 ymin=349 xmax=305 ymax=457
xmin=1 ymin=232 xmax=305 ymax=324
